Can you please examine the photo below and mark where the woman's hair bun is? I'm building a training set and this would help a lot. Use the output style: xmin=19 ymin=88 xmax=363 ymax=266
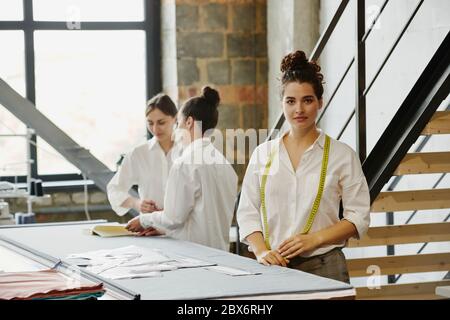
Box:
xmin=201 ymin=86 xmax=220 ymax=108
xmin=280 ymin=50 xmax=310 ymax=73
xmin=279 ymin=50 xmax=325 ymax=99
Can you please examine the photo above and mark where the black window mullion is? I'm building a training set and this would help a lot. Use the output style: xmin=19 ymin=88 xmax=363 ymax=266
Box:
xmin=23 ymin=0 xmax=38 ymax=178
xmin=31 ymin=21 xmax=145 ymax=30
xmin=144 ymin=0 xmax=161 ymax=139
xmin=144 ymin=0 xmax=162 ymax=99
xmin=0 ymin=21 xmax=25 ymax=29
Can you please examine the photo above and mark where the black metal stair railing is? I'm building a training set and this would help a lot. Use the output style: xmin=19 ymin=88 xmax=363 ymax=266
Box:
xmin=316 ymin=0 xmax=390 ymax=128
xmin=332 ymin=0 xmax=426 ymax=142
xmin=362 ymin=31 xmax=450 ymax=283
xmin=362 ymin=32 xmax=450 ymax=202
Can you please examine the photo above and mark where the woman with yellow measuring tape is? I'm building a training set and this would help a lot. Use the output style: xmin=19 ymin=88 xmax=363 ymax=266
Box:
xmin=236 ymin=51 xmax=370 ymax=283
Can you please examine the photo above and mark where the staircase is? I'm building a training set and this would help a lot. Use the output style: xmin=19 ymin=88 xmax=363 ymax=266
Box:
xmin=347 ymin=111 xmax=450 ymax=300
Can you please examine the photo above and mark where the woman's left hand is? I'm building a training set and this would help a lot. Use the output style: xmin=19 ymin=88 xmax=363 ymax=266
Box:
xmin=125 ymin=216 xmax=145 ymax=233
xmin=277 ymin=233 xmax=322 ymax=259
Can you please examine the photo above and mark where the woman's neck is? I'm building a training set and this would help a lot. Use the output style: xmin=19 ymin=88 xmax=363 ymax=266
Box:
xmin=189 ymin=129 xmax=203 ymax=144
xmin=286 ymin=125 xmax=320 ymax=147
xmin=158 ymin=138 xmax=174 ymax=155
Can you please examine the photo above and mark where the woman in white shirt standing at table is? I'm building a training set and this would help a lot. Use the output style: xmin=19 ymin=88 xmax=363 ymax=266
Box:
xmin=236 ymin=51 xmax=371 ymax=283
xmin=107 ymin=93 xmax=182 ymax=235
xmin=126 ymin=86 xmax=238 ymax=251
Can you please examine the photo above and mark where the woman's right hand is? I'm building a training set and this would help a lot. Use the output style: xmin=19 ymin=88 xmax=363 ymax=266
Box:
xmin=137 ymin=227 xmax=165 ymax=237
xmin=138 ymin=199 xmax=161 ymax=213
xmin=255 ymin=250 xmax=289 ymax=267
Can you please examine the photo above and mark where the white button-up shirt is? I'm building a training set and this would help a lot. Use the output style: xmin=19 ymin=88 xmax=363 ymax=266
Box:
xmin=107 ymin=137 xmax=182 ymax=216
xmin=237 ymin=129 xmax=370 ymax=257
xmin=140 ymin=138 xmax=238 ymax=252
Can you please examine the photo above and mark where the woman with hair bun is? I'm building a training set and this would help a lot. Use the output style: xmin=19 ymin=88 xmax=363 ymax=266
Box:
xmin=126 ymin=86 xmax=238 ymax=252
xmin=236 ymin=51 xmax=370 ymax=282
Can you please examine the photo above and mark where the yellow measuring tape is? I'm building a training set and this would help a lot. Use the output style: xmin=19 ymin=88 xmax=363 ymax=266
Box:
xmin=260 ymin=134 xmax=331 ymax=250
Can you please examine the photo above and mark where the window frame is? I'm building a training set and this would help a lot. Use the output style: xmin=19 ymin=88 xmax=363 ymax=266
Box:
xmin=0 ymin=0 xmax=161 ymax=191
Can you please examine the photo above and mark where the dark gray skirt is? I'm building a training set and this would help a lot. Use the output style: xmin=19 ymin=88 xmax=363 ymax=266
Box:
xmin=287 ymin=247 xmax=350 ymax=284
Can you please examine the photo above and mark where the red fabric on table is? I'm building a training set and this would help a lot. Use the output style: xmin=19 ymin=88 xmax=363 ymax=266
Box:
xmin=0 ymin=269 xmax=104 ymax=300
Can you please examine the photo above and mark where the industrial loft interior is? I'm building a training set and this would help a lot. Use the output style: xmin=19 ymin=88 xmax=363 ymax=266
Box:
xmin=0 ymin=0 xmax=449 ymax=301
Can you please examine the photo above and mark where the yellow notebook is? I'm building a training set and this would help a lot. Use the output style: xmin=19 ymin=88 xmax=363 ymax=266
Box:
xmin=85 ymin=225 xmax=136 ymax=238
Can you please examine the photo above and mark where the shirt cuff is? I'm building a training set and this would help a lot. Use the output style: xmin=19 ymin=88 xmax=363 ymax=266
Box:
xmin=139 ymin=213 xmax=153 ymax=229
xmin=114 ymin=205 xmax=130 ymax=217
xmin=107 ymin=190 xmax=132 ymax=217
xmin=342 ymin=212 xmax=369 ymax=240
xmin=238 ymin=221 xmax=263 ymax=244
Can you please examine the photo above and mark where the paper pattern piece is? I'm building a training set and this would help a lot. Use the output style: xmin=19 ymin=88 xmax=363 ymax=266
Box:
xmin=66 ymin=246 xmax=221 ymax=280
xmin=204 ymin=265 xmax=262 ymax=276
xmin=67 ymin=246 xmax=259 ymax=280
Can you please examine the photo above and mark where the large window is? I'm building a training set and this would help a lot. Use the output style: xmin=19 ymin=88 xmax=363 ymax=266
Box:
xmin=0 ymin=30 xmax=27 ymax=177
xmin=0 ymin=0 xmax=23 ymax=21
xmin=0 ymin=0 xmax=160 ymax=184
xmin=33 ymin=0 xmax=144 ymax=22
xmin=35 ymin=30 xmax=146 ymax=174
xmin=0 ymin=31 xmax=26 ymax=97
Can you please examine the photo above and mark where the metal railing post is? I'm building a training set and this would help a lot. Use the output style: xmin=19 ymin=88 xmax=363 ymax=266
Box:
xmin=356 ymin=0 xmax=367 ymax=162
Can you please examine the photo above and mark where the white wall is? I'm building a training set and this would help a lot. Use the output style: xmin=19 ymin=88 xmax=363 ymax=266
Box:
xmin=267 ymin=0 xmax=319 ymax=129
xmin=317 ymin=0 xmax=450 ymax=287
xmin=161 ymin=0 xmax=179 ymax=104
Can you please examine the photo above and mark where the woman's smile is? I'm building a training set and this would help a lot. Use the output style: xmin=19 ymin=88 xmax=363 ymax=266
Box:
xmin=293 ymin=115 xmax=308 ymax=123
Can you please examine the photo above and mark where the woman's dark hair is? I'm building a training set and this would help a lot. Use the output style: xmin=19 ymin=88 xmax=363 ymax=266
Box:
xmin=280 ymin=50 xmax=324 ymax=99
xmin=181 ymin=86 xmax=220 ymax=134
xmin=145 ymin=93 xmax=178 ymax=117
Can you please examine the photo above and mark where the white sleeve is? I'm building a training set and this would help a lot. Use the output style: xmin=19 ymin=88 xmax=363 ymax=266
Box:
xmin=140 ymin=162 xmax=198 ymax=231
xmin=107 ymin=152 xmax=138 ymax=216
xmin=236 ymin=158 xmax=263 ymax=242
xmin=340 ymin=149 xmax=371 ymax=239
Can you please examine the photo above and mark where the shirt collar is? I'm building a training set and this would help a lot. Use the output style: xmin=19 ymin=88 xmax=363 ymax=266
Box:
xmin=182 ymin=137 xmax=211 ymax=156
xmin=147 ymin=137 xmax=159 ymax=151
xmin=148 ymin=137 xmax=179 ymax=156
xmin=314 ymin=128 xmax=325 ymax=150
xmin=277 ymin=128 xmax=325 ymax=151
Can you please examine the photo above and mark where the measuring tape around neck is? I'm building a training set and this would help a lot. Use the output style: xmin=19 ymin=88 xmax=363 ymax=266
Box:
xmin=260 ymin=134 xmax=331 ymax=250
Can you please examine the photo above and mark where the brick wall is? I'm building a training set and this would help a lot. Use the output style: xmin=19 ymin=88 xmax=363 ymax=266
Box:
xmin=169 ymin=0 xmax=268 ymax=181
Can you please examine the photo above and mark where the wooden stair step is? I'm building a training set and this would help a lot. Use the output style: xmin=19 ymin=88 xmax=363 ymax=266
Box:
xmin=348 ymin=222 xmax=450 ymax=247
xmin=394 ymin=152 xmax=450 ymax=175
xmin=356 ymin=280 xmax=450 ymax=300
xmin=347 ymin=252 xmax=450 ymax=277
xmin=371 ymin=188 xmax=450 ymax=212
xmin=421 ymin=111 xmax=450 ymax=135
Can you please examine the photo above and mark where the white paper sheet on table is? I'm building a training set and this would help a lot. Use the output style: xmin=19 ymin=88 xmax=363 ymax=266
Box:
xmin=66 ymin=245 xmax=220 ymax=280
xmin=166 ymin=255 xmax=216 ymax=268
xmin=67 ymin=245 xmax=170 ymax=263
xmin=99 ymin=264 xmax=179 ymax=280
xmin=204 ymin=265 xmax=262 ymax=276
xmin=91 ymin=262 xmax=179 ymax=279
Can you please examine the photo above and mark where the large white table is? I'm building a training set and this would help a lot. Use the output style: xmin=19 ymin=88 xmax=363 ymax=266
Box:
xmin=0 ymin=221 xmax=355 ymax=300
